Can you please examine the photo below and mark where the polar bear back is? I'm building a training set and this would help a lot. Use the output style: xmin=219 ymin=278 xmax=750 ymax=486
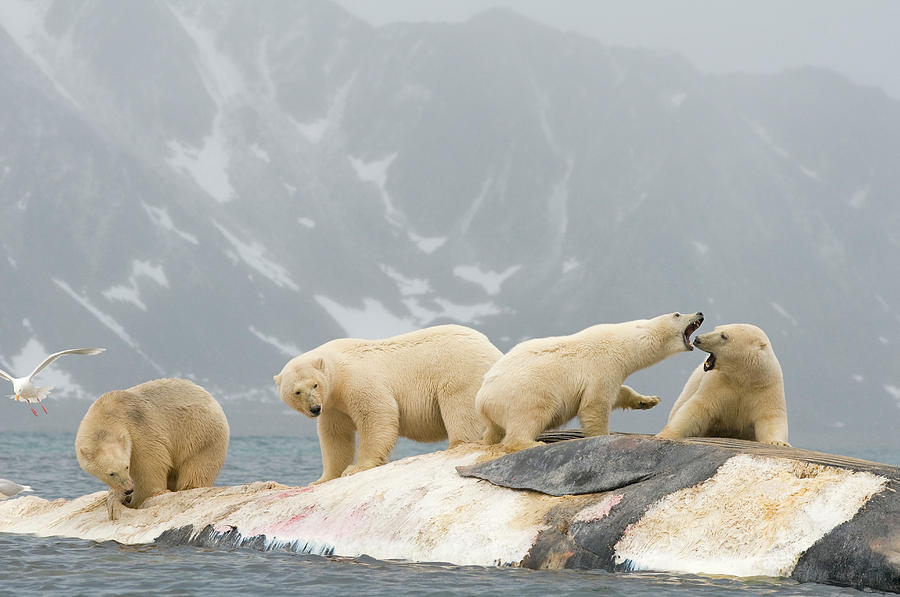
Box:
xmin=316 ymin=325 xmax=501 ymax=441
xmin=88 ymin=378 xmax=229 ymax=457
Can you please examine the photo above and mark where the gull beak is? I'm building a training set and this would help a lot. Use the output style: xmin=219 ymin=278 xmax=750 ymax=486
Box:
xmin=15 ymin=395 xmax=19 ymax=401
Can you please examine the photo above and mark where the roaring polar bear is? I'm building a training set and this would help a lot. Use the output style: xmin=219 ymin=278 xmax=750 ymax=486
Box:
xmin=657 ymin=323 xmax=790 ymax=446
xmin=476 ymin=312 xmax=704 ymax=451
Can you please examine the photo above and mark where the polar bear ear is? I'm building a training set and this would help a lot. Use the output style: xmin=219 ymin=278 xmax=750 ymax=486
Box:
xmin=273 ymin=373 xmax=282 ymax=386
xmin=755 ymin=339 xmax=769 ymax=351
xmin=313 ymin=356 xmax=325 ymax=370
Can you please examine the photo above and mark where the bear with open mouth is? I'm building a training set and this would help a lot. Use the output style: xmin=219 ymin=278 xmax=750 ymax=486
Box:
xmin=476 ymin=312 xmax=704 ymax=452
xmin=657 ymin=323 xmax=790 ymax=446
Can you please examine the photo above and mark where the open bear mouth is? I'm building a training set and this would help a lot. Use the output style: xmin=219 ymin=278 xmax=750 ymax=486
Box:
xmin=682 ymin=317 xmax=703 ymax=350
xmin=703 ymin=353 xmax=717 ymax=371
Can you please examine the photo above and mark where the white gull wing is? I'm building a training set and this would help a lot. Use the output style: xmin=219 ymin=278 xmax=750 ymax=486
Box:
xmin=0 ymin=368 xmax=13 ymax=383
xmin=26 ymin=348 xmax=105 ymax=380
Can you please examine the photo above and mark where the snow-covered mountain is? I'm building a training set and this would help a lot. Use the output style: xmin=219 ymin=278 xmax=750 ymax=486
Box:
xmin=1 ymin=0 xmax=898 ymax=447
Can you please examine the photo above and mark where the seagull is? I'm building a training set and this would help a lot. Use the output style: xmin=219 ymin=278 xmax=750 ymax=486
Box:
xmin=0 ymin=478 xmax=32 ymax=500
xmin=0 ymin=348 xmax=105 ymax=416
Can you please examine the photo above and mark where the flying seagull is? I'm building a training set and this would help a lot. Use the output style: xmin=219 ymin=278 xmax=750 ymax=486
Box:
xmin=0 ymin=348 xmax=105 ymax=416
xmin=0 ymin=479 xmax=32 ymax=500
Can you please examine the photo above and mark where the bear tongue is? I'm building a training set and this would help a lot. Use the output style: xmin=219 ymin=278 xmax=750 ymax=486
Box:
xmin=703 ymin=353 xmax=717 ymax=371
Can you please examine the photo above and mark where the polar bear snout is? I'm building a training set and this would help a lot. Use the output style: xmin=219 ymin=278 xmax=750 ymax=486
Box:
xmin=681 ymin=312 xmax=704 ymax=350
xmin=309 ymin=404 xmax=322 ymax=417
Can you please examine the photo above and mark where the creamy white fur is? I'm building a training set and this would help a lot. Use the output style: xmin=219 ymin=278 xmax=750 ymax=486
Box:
xmin=657 ymin=323 xmax=789 ymax=446
xmin=75 ymin=378 xmax=230 ymax=520
xmin=476 ymin=312 xmax=703 ymax=451
xmin=274 ymin=325 xmax=502 ymax=483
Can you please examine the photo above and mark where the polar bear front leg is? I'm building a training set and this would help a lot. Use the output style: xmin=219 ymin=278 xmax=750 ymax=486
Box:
xmin=106 ymin=489 xmax=127 ymax=521
xmin=341 ymin=393 xmax=400 ymax=477
xmin=578 ymin=382 xmax=616 ymax=436
xmin=656 ymin=391 xmax=716 ymax=439
xmin=314 ymin=409 xmax=356 ymax=484
xmin=754 ymin=414 xmax=791 ymax=447
xmin=613 ymin=385 xmax=661 ymax=410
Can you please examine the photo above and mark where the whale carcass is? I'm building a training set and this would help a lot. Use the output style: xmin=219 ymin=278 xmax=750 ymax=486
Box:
xmin=0 ymin=435 xmax=896 ymax=593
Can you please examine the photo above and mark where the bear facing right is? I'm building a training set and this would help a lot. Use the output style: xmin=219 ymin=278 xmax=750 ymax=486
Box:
xmin=476 ymin=311 xmax=704 ymax=451
xmin=75 ymin=378 xmax=230 ymax=520
xmin=656 ymin=323 xmax=790 ymax=446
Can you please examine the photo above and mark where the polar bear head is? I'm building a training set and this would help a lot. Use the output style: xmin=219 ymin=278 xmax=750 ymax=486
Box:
xmin=692 ymin=323 xmax=778 ymax=379
xmin=274 ymin=355 xmax=327 ymax=418
xmin=640 ymin=311 xmax=705 ymax=354
xmin=75 ymin=421 xmax=135 ymax=500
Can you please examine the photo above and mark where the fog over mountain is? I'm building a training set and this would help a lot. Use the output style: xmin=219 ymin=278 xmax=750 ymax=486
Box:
xmin=0 ymin=0 xmax=898 ymax=448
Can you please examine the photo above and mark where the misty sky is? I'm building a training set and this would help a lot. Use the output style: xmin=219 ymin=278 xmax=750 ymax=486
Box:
xmin=336 ymin=0 xmax=900 ymax=99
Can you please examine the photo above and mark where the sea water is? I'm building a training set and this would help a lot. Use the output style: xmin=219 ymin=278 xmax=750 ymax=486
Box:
xmin=0 ymin=432 xmax=895 ymax=596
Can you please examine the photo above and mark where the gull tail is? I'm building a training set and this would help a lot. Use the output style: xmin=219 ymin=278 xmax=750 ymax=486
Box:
xmin=35 ymin=386 xmax=55 ymax=400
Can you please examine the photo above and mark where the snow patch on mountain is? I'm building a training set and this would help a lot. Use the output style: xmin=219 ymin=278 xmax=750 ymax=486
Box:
xmin=166 ymin=128 xmax=235 ymax=202
xmin=404 ymin=298 xmax=503 ymax=326
xmin=849 ymin=186 xmax=869 ymax=209
xmin=381 ymin=265 xmax=430 ymax=296
xmin=665 ymin=92 xmax=687 ymax=108
xmin=746 ymin=120 xmax=790 ymax=159
xmin=0 ymin=0 xmax=81 ymax=108
xmin=249 ymin=326 xmax=302 ymax=357
xmin=408 ymin=232 xmax=446 ymax=254
xmin=292 ymin=117 xmax=328 ymax=144
xmin=292 ymin=74 xmax=356 ymax=144
xmin=165 ymin=4 xmax=244 ymax=203
xmin=453 ymin=264 xmax=521 ymax=295
xmin=348 ymin=153 xmax=402 ymax=226
xmin=142 ymin=202 xmax=199 ymax=245
xmin=215 ymin=222 xmax=299 ymax=291
xmin=249 ymin=144 xmax=271 ymax=162
xmin=102 ymin=261 xmax=170 ymax=311
xmin=315 ymin=295 xmax=414 ymax=339
xmin=799 ymin=166 xmax=822 ymax=181
xmin=770 ymin=301 xmax=798 ymax=326
xmin=884 ymin=384 xmax=900 ymax=409
xmin=53 ymin=278 xmax=163 ymax=374
xmin=460 ymin=178 xmax=493 ymax=235
xmin=562 ymin=258 xmax=580 ymax=274
xmin=167 ymin=4 xmax=245 ymax=102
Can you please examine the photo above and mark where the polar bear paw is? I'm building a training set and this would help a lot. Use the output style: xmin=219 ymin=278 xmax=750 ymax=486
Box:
xmin=633 ymin=395 xmax=661 ymax=410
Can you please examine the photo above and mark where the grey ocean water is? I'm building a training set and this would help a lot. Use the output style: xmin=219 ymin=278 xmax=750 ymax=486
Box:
xmin=0 ymin=432 xmax=895 ymax=596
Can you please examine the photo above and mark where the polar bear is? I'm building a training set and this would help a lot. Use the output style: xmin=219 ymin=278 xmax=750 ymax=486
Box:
xmin=476 ymin=312 xmax=704 ymax=451
xmin=75 ymin=378 xmax=230 ymax=520
xmin=656 ymin=323 xmax=790 ymax=446
xmin=274 ymin=324 xmax=502 ymax=483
